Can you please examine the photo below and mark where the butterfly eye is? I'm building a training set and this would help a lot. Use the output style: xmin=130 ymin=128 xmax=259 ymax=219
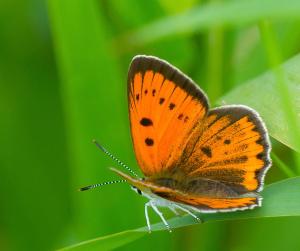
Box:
xmin=137 ymin=189 xmax=142 ymax=195
xmin=131 ymin=185 xmax=143 ymax=195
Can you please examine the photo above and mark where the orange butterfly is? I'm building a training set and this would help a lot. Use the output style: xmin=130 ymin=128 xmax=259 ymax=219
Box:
xmin=82 ymin=55 xmax=271 ymax=232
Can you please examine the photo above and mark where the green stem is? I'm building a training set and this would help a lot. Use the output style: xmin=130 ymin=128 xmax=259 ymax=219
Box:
xmin=206 ymin=21 xmax=224 ymax=104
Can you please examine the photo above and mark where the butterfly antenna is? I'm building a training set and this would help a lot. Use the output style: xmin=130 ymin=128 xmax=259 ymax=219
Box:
xmin=79 ymin=179 xmax=126 ymax=191
xmin=92 ymin=139 xmax=139 ymax=177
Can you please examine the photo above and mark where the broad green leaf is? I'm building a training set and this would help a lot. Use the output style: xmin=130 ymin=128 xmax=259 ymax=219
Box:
xmin=58 ymin=177 xmax=300 ymax=250
xmin=220 ymin=53 xmax=300 ymax=152
xmin=126 ymin=0 xmax=300 ymax=46
xmin=48 ymin=0 xmax=135 ymax=239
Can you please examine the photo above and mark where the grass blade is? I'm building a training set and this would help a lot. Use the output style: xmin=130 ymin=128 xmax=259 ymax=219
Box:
xmin=58 ymin=177 xmax=300 ymax=250
xmin=126 ymin=0 xmax=300 ymax=46
xmin=57 ymin=231 xmax=145 ymax=251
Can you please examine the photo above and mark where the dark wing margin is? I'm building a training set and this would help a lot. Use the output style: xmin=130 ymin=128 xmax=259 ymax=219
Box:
xmin=127 ymin=55 xmax=209 ymax=109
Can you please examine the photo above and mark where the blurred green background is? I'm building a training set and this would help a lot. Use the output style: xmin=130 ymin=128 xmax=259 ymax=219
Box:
xmin=1 ymin=0 xmax=300 ymax=250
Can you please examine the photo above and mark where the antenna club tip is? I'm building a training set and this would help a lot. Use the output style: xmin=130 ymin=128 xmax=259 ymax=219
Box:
xmin=92 ymin=139 xmax=97 ymax=143
xmin=79 ymin=186 xmax=90 ymax=191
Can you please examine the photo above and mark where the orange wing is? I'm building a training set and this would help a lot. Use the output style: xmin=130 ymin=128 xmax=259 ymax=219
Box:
xmin=172 ymin=106 xmax=271 ymax=193
xmin=128 ymin=56 xmax=208 ymax=177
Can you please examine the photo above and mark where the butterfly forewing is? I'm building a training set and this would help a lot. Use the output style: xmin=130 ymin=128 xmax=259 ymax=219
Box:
xmin=128 ymin=56 xmax=209 ymax=176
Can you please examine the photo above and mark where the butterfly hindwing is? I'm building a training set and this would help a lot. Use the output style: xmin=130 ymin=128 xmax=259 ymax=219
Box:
xmin=128 ymin=55 xmax=209 ymax=177
xmin=174 ymin=105 xmax=271 ymax=194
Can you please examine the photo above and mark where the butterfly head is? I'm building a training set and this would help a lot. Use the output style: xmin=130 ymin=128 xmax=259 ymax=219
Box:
xmin=110 ymin=167 xmax=152 ymax=195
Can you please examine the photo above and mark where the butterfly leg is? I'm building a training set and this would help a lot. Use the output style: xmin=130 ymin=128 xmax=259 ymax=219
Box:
xmin=150 ymin=201 xmax=172 ymax=232
xmin=144 ymin=202 xmax=152 ymax=233
xmin=168 ymin=205 xmax=180 ymax=216
xmin=173 ymin=204 xmax=202 ymax=222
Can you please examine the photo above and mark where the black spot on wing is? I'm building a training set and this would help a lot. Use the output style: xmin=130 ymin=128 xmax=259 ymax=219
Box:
xmin=224 ymin=139 xmax=231 ymax=144
xmin=159 ymin=98 xmax=165 ymax=105
xmin=201 ymin=146 xmax=212 ymax=158
xmin=256 ymin=153 xmax=264 ymax=160
xmin=140 ymin=118 xmax=153 ymax=126
xmin=152 ymin=89 xmax=156 ymax=96
xmin=145 ymin=138 xmax=154 ymax=146
xmin=169 ymin=103 xmax=176 ymax=110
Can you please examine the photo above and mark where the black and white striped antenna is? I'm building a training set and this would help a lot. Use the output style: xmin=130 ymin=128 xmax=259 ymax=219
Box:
xmin=79 ymin=140 xmax=139 ymax=192
xmin=92 ymin=139 xmax=139 ymax=177
xmin=79 ymin=179 xmax=126 ymax=191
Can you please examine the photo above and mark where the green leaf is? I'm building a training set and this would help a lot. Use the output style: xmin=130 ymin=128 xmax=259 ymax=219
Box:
xmin=220 ymin=53 xmax=300 ymax=152
xmin=126 ymin=0 xmax=300 ymax=46
xmin=57 ymin=177 xmax=300 ymax=250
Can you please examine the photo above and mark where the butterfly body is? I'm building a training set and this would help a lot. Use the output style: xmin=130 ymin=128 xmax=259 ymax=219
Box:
xmin=90 ymin=55 xmax=271 ymax=232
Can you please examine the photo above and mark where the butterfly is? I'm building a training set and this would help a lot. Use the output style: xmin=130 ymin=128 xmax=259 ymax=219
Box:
xmin=81 ymin=55 xmax=271 ymax=232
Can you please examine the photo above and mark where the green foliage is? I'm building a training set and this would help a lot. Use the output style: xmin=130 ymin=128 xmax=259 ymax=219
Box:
xmin=2 ymin=0 xmax=300 ymax=251
xmin=221 ymin=53 xmax=300 ymax=153
xmin=48 ymin=0 xmax=130 ymax=238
